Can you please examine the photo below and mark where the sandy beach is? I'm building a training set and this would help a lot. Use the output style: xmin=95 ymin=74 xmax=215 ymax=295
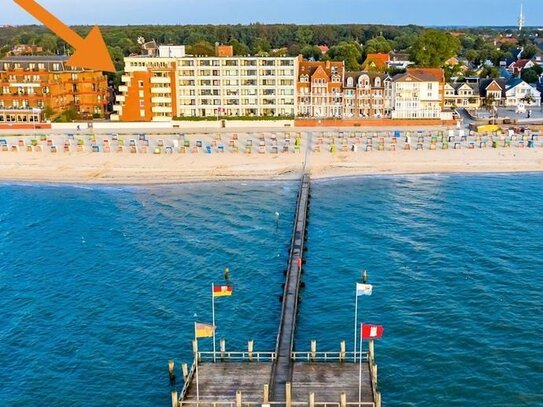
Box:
xmin=0 ymin=130 xmax=542 ymax=184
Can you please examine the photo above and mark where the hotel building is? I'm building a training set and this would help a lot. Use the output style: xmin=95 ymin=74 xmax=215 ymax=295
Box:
xmin=296 ymin=57 xmax=344 ymax=118
xmin=112 ymin=46 xmax=297 ymax=121
xmin=390 ymin=68 xmax=446 ymax=119
xmin=0 ymin=56 xmax=109 ymax=125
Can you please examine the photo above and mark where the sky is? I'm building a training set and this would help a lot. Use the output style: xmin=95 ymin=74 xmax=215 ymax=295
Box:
xmin=1 ymin=0 xmax=542 ymax=27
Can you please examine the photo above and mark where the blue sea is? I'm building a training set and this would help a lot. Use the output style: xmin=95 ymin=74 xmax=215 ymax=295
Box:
xmin=1 ymin=175 xmax=543 ymax=406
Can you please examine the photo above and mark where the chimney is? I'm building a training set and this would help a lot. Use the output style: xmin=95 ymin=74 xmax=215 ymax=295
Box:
xmin=325 ymin=60 xmax=330 ymax=70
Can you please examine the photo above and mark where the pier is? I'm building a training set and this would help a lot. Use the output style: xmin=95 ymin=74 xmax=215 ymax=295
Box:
xmin=172 ymin=174 xmax=382 ymax=407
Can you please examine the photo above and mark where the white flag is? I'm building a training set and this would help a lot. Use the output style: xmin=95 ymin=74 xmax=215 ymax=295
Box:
xmin=356 ymin=283 xmax=373 ymax=296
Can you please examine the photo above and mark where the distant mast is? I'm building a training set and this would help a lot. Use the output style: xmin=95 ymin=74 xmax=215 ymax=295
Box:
xmin=518 ymin=2 xmax=525 ymax=31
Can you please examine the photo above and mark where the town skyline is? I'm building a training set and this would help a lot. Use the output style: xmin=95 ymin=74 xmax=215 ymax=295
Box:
xmin=1 ymin=0 xmax=541 ymax=27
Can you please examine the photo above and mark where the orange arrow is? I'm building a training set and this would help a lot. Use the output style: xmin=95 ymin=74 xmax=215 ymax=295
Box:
xmin=14 ymin=0 xmax=116 ymax=72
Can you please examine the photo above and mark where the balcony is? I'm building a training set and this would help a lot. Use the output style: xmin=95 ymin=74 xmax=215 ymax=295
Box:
xmin=116 ymin=95 xmax=125 ymax=102
xmin=118 ymin=85 xmax=128 ymax=93
xmin=151 ymin=106 xmax=173 ymax=113
xmin=152 ymin=96 xmax=172 ymax=103
xmin=121 ymin=75 xmax=131 ymax=83
xmin=151 ymin=77 xmax=171 ymax=84
xmin=151 ymin=87 xmax=171 ymax=94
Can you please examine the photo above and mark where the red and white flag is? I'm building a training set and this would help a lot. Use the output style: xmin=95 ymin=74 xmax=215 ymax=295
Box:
xmin=361 ymin=324 xmax=384 ymax=340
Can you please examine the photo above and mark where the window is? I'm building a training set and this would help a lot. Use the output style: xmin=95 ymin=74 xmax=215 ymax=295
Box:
xmin=347 ymin=77 xmax=354 ymax=87
xmin=138 ymin=80 xmax=144 ymax=88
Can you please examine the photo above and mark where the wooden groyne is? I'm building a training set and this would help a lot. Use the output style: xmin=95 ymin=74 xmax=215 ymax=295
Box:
xmin=270 ymin=173 xmax=311 ymax=402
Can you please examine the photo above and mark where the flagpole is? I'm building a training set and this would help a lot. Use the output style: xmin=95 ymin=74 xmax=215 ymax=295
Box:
xmin=194 ymin=322 xmax=200 ymax=404
xmin=211 ymin=283 xmax=216 ymax=363
xmin=358 ymin=322 xmax=363 ymax=403
xmin=354 ymin=286 xmax=358 ymax=363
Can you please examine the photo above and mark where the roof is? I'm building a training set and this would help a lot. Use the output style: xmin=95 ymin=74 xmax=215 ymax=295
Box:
xmin=298 ymin=56 xmax=343 ymax=81
xmin=0 ymin=55 xmax=69 ymax=62
xmin=361 ymin=53 xmax=389 ymax=70
xmin=479 ymin=78 xmax=507 ymax=97
xmin=344 ymin=71 xmax=388 ymax=87
xmin=393 ymin=68 xmax=444 ymax=83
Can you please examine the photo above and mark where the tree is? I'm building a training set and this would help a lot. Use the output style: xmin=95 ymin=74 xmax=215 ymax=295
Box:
xmin=409 ymin=29 xmax=461 ymax=67
xmin=295 ymin=27 xmax=313 ymax=46
xmin=521 ymin=68 xmax=539 ymax=84
xmin=229 ymin=39 xmax=250 ymax=56
xmin=363 ymin=36 xmax=393 ymax=55
xmin=328 ymin=41 xmax=362 ymax=70
xmin=253 ymin=37 xmax=271 ymax=54
xmin=522 ymin=44 xmax=539 ymax=60
xmin=479 ymin=66 xmax=500 ymax=79
xmin=301 ymin=45 xmax=322 ymax=61
xmin=187 ymin=41 xmax=214 ymax=56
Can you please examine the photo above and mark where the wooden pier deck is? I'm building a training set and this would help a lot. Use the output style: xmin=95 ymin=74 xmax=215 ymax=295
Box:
xmin=174 ymin=174 xmax=381 ymax=407
xmin=270 ymin=173 xmax=311 ymax=402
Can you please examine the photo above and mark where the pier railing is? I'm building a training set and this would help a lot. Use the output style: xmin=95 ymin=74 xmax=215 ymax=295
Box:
xmin=291 ymin=351 xmax=368 ymax=362
xmin=179 ymin=401 xmax=376 ymax=407
xmin=198 ymin=351 xmax=276 ymax=363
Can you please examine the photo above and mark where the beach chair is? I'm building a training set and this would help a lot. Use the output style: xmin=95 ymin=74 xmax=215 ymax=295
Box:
xmin=272 ymin=146 xmax=279 ymax=154
xmin=18 ymin=139 xmax=24 ymax=147
xmin=366 ymin=145 xmax=372 ymax=152
xmin=154 ymin=147 xmax=162 ymax=154
xmin=50 ymin=146 xmax=57 ymax=153
xmin=205 ymin=146 xmax=212 ymax=154
xmin=26 ymin=145 xmax=33 ymax=152
xmin=184 ymin=140 xmax=190 ymax=148
xmin=245 ymin=146 xmax=252 ymax=154
xmin=259 ymin=146 xmax=266 ymax=154
xmin=218 ymin=146 xmax=225 ymax=153
xmin=454 ymin=143 xmax=461 ymax=150
xmin=165 ymin=147 xmax=173 ymax=154
xmin=130 ymin=146 xmax=137 ymax=154
xmin=196 ymin=140 xmax=203 ymax=148
xmin=389 ymin=144 xmax=396 ymax=151
xmin=117 ymin=146 xmax=124 ymax=153
xmin=35 ymin=145 xmax=42 ymax=153
xmin=141 ymin=146 xmax=148 ymax=154
xmin=179 ymin=147 xmax=186 ymax=154
xmin=92 ymin=145 xmax=100 ymax=153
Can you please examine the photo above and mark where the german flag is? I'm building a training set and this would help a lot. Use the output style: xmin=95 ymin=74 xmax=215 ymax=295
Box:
xmin=195 ymin=323 xmax=215 ymax=338
xmin=213 ymin=284 xmax=233 ymax=297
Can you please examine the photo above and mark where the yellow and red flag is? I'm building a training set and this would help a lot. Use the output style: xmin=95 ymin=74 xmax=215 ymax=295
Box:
xmin=213 ymin=285 xmax=233 ymax=297
xmin=195 ymin=322 xmax=215 ymax=338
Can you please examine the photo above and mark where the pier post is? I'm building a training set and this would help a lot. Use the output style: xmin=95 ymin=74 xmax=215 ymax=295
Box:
xmin=372 ymin=364 xmax=378 ymax=384
xmin=248 ymin=340 xmax=254 ymax=362
xmin=168 ymin=360 xmax=175 ymax=385
xmin=311 ymin=340 xmax=317 ymax=361
xmin=286 ymin=382 xmax=292 ymax=407
xmin=339 ymin=340 xmax=346 ymax=362
xmin=376 ymin=391 xmax=382 ymax=407
xmin=340 ymin=392 xmax=347 ymax=407
xmin=220 ymin=339 xmax=226 ymax=361
xmin=309 ymin=392 xmax=315 ymax=407
xmin=236 ymin=391 xmax=242 ymax=407
xmin=181 ymin=363 xmax=189 ymax=382
xmin=192 ymin=340 xmax=200 ymax=362
xmin=263 ymin=384 xmax=269 ymax=403
xmin=171 ymin=391 xmax=179 ymax=407
xmin=368 ymin=340 xmax=375 ymax=363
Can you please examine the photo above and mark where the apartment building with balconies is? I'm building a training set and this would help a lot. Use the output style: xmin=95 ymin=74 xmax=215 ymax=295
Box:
xmin=390 ymin=68 xmax=447 ymax=119
xmin=112 ymin=48 xmax=297 ymax=121
xmin=0 ymin=56 xmax=109 ymax=125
